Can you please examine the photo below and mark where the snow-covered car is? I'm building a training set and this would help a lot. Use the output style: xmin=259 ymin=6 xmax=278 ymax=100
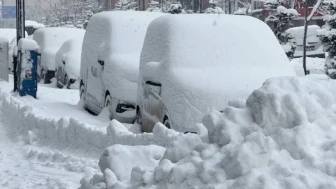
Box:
xmin=55 ymin=33 xmax=85 ymax=89
xmin=136 ymin=15 xmax=296 ymax=133
xmin=33 ymin=28 xmax=85 ymax=84
xmin=286 ymin=25 xmax=325 ymax=58
xmin=25 ymin=20 xmax=45 ymax=36
xmin=80 ymin=11 xmax=164 ymax=123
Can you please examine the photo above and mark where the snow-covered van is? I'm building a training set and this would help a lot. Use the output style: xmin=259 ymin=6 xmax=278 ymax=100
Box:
xmin=33 ymin=28 xmax=84 ymax=83
xmin=286 ymin=25 xmax=325 ymax=58
xmin=80 ymin=12 xmax=164 ymax=123
xmin=136 ymin=15 xmax=296 ymax=133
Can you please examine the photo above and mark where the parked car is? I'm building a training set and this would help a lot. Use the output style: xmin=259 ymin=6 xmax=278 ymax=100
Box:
xmin=286 ymin=25 xmax=325 ymax=58
xmin=55 ymin=34 xmax=85 ymax=89
xmin=25 ymin=20 xmax=45 ymax=36
xmin=33 ymin=28 xmax=84 ymax=84
xmin=136 ymin=15 xmax=296 ymax=133
xmin=80 ymin=11 xmax=164 ymax=123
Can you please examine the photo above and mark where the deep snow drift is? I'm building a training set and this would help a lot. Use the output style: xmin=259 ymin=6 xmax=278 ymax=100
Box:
xmin=82 ymin=75 xmax=336 ymax=189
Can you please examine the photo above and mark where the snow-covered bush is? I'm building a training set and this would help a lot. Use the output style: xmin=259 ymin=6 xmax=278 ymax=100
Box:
xmin=319 ymin=1 xmax=336 ymax=78
xmin=147 ymin=1 xmax=161 ymax=12
xmin=167 ymin=2 xmax=185 ymax=14
xmin=264 ymin=0 xmax=299 ymax=59
xmin=205 ymin=0 xmax=225 ymax=14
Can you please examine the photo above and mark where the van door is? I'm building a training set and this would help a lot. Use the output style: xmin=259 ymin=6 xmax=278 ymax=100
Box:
xmin=86 ymin=59 xmax=105 ymax=113
xmin=143 ymin=80 xmax=164 ymax=129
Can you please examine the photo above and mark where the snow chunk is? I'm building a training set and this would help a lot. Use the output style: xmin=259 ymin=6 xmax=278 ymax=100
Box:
xmin=98 ymin=144 xmax=165 ymax=182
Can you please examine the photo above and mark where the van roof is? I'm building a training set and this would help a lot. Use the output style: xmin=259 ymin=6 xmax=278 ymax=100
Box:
xmin=87 ymin=11 xmax=164 ymax=55
xmin=141 ymin=14 xmax=292 ymax=70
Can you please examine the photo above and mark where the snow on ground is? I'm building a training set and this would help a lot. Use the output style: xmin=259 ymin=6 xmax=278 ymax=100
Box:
xmin=291 ymin=57 xmax=325 ymax=76
xmin=0 ymin=98 xmax=97 ymax=188
xmin=81 ymin=75 xmax=336 ymax=189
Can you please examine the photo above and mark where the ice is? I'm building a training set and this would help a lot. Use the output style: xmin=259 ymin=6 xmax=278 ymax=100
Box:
xmin=138 ymin=14 xmax=296 ymax=132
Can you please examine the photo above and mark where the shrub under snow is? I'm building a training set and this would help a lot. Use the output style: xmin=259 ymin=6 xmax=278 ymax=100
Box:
xmin=80 ymin=75 xmax=336 ymax=189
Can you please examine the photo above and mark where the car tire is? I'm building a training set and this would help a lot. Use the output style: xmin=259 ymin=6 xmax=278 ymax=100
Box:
xmin=135 ymin=108 xmax=142 ymax=125
xmin=80 ymin=84 xmax=87 ymax=109
xmin=104 ymin=95 xmax=113 ymax=120
xmin=65 ymin=75 xmax=70 ymax=89
xmin=163 ymin=116 xmax=171 ymax=129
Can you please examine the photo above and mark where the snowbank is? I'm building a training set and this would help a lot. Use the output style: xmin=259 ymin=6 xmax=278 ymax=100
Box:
xmin=0 ymin=91 xmax=199 ymax=157
xmin=84 ymin=76 xmax=336 ymax=189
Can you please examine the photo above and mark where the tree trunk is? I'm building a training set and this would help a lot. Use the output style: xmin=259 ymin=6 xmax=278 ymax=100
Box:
xmin=303 ymin=2 xmax=309 ymax=75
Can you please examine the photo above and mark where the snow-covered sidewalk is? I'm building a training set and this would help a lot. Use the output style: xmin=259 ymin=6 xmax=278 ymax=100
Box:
xmin=0 ymin=111 xmax=90 ymax=188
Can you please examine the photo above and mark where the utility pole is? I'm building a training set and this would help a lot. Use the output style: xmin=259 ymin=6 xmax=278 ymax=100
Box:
xmin=14 ymin=0 xmax=25 ymax=91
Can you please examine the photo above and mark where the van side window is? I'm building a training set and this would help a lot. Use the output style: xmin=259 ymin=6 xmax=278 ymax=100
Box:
xmin=145 ymin=81 xmax=162 ymax=96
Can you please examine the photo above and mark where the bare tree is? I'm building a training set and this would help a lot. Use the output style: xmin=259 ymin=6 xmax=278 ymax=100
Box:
xmin=302 ymin=0 xmax=323 ymax=75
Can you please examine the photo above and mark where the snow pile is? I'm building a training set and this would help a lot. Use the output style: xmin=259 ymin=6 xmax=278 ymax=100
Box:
xmin=0 ymin=91 xmax=200 ymax=157
xmin=84 ymin=76 xmax=336 ymax=188
xmin=291 ymin=57 xmax=325 ymax=75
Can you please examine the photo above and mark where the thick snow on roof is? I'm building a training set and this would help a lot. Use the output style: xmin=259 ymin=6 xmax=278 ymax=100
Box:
xmin=139 ymin=14 xmax=296 ymax=131
xmin=0 ymin=29 xmax=16 ymax=42
xmin=34 ymin=27 xmax=85 ymax=70
xmin=81 ymin=11 xmax=164 ymax=103
xmin=55 ymin=34 xmax=85 ymax=78
xmin=287 ymin=25 xmax=320 ymax=41
xmin=25 ymin=20 xmax=45 ymax=29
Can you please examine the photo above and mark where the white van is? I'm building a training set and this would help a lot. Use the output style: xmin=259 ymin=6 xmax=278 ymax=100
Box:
xmin=33 ymin=28 xmax=84 ymax=83
xmin=80 ymin=12 xmax=164 ymax=123
xmin=136 ymin=15 xmax=296 ymax=133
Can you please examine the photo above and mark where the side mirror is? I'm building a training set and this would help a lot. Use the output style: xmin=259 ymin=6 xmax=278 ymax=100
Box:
xmin=98 ymin=60 xmax=104 ymax=66
xmin=145 ymin=81 xmax=162 ymax=95
xmin=13 ymin=46 xmax=18 ymax=58
xmin=62 ymin=60 xmax=65 ymax=65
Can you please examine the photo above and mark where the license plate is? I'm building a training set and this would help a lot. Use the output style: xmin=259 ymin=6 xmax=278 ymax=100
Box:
xmin=306 ymin=46 xmax=315 ymax=51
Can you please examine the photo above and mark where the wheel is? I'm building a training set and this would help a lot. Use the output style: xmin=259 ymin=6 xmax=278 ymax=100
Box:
xmin=135 ymin=108 xmax=142 ymax=125
xmin=64 ymin=75 xmax=70 ymax=89
xmin=163 ymin=116 xmax=171 ymax=129
xmin=80 ymin=84 xmax=87 ymax=109
xmin=104 ymin=95 xmax=113 ymax=120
